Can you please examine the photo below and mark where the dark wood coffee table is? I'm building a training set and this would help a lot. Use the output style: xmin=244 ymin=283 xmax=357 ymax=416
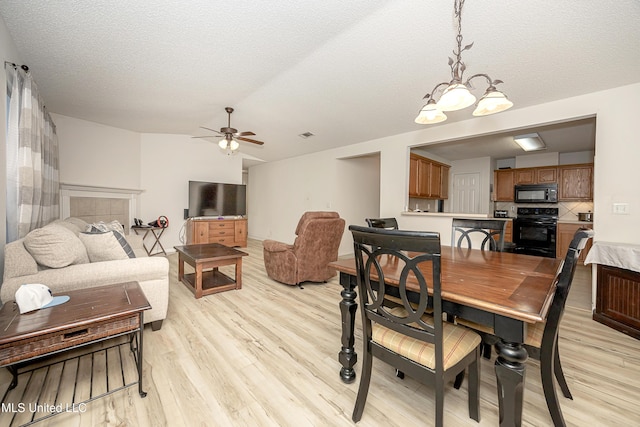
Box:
xmin=174 ymin=243 xmax=249 ymax=299
xmin=0 ymin=282 xmax=150 ymax=423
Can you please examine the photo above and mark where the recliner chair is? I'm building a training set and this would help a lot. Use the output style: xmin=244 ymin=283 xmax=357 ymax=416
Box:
xmin=263 ymin=211 xmax=345 ymax=287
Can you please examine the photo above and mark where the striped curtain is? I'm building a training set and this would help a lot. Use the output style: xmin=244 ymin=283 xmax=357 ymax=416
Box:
xmin=6 ymin=65 xmax=60 ymax=242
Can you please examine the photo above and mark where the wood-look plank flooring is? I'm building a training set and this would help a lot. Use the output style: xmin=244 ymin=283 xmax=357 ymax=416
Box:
xmin=1 ymin=239 xmax=639 ymax=426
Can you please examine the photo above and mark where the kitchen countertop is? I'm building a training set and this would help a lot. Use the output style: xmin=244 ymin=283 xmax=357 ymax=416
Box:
xmin=557 ymin=219 xmax=593 ymax=225
xmin=401 ymin=212 xmax=515 ymax=220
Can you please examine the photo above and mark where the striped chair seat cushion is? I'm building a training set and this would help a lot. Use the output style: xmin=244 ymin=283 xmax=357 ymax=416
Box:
xmin=372 ymin=307 xmax=481 ymax=370
xmin=456 ymin=318 xmax=545 ymax=348
xmin=383 ymin=294 xmax=434 ymax=313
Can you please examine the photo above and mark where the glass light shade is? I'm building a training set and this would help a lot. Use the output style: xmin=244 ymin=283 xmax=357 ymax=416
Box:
xmin=472 ymin=90 xmax=514 ymax=116
xmin=229 ymin=139 xmax=239 ymax=150
xmin=218 ymin=138 xmax=228 ymax=149
xmin=415 ymin=101 xmax=447 ymax=124
xmin=437 ymin=83 xmax=476 ymax=111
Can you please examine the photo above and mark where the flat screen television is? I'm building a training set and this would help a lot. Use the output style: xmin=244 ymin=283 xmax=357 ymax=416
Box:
xmin=188 ymin=181 xmax=247 ymax=218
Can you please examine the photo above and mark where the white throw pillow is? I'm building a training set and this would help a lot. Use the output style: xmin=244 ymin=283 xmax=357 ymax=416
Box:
xmin=23 ymin=224 xmax=90 ymax=268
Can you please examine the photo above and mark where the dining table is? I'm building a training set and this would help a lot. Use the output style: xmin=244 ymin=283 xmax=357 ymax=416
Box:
xmin=330 ymin=246 xmax=562 ymax=427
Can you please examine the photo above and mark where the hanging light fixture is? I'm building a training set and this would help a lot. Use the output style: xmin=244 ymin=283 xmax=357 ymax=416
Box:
xmin=218 ymin=135 xmax=240 ymax=155
xmin=415 ymin=0 xmax=513 ymax=125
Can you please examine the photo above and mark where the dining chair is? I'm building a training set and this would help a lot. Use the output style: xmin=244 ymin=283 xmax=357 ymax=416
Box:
xmin=365 ymin=217 xmax=398 ymax=229
xmin=349 ymin=225 xmax=482 ymax=426
xmin=451 ymin=218 xmax=508 ymax=252
xmin=457 ymin=228 xmax=594 ymax=427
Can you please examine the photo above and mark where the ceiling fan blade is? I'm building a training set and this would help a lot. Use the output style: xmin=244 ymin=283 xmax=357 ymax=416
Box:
xmin=238 ymin=136 xmax=265 ymax=145
xmin=192 ymin=135 xmax=220 ymax=139
xmin=235 ymin=131 xmax=256 ymax=137
xmin=200 ymin=126 xmax=223 ymax=135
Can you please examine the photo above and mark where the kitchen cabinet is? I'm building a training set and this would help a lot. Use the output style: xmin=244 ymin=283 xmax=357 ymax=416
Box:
xmin=556 ymin=222 xmax=592 ymax=262
xmin=409 ymin=153 xmax=450 ymax=199
xmin=558 ymin=164 xmax=593 ymax=201
xmin=504 ymin=221 xmax=513 ymax=243
xmin=493 ymin=170 xmax=515 ymax=201
xmin=514 ymin=168 xmax=536 ymax=185
xmin=536 ymin=167 xmax=558 ymax=184
xmin=594 ymin=265 xmax=640 ymax=340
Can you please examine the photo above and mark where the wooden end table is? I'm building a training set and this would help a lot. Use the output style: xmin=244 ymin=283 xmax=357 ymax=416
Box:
xmin=0 ymin=282 xmax=150 ymax=424
xmin=174 ymin=243 xmax=249 ymax=299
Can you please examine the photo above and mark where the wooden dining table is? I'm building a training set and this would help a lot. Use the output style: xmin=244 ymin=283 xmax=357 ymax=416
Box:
xmin=330 ymin=247 xmax=562 ymax=427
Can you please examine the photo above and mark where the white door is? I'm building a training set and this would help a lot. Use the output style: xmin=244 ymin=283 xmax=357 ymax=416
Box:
xmin=452 ymin=173 xmax=481 ymax=213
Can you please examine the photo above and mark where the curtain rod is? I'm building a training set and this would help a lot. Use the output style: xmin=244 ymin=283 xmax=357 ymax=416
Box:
xmin=4 ymin=61 xmax=29 ymax=71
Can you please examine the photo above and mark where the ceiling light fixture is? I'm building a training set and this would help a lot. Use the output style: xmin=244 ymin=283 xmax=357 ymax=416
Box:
xmin=218 ymin=135 xmax=239 ymax=155
xmin=415 ymin=0 xmax=513 ymax=125
xmin=513 ymin=133 xmax=546 ymax=151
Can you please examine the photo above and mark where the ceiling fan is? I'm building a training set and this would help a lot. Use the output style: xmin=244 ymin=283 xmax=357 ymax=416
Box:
xmin=194 ymin=107 xmax=265 ymax=153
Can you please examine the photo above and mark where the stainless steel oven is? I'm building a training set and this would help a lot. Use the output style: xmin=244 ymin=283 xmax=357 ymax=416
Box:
xmin=513 ymin=207 xmax=558 ymax=258
xmin=514 ymin=183 xmax=558 ymax=204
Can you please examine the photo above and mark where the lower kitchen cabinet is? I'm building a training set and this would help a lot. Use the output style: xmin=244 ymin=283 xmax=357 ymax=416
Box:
xmin=557 ymin=222 xmax=592 ymax=261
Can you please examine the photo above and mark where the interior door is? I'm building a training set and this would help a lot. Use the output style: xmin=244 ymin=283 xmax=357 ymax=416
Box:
xmin=452 ymin=173 xmax=480 ymax=213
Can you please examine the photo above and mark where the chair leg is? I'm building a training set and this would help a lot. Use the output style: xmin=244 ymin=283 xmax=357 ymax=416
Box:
xmin=352 ymin=347 xmax=373 ymax=422
xmin=540 ymin=340 xmax=566 ymax=427
xmin=453 ymin=371 xmax=465 ymax=389
xmin=553 ymin=339 xmax=573 ymax=399
xmin=468 ymin=347 xmax=481 ymax=422
xmin=395 ymin=369 xmax=405 ymax=379
xmin=435 ymin=375 xmax=444 ymax=427
xmin=482 ymin=342 xmax=492 ymax=359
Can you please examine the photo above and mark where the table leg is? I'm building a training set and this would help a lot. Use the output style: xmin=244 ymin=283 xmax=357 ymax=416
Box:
xmin=178 ymin=254 xmax=185 ymax=283
xmin=195 ymin=263 xmax=203 ymax=299
xmin=7 ymin=365 xmax=18 ymax=390
xmin=236 ymin=258 xmax=243 ymax=290
xmin=137 ymin=312 xmax=147 ymax=398
xmin=494 ymin=340 xmax=528 ymax=427
xmin=338 ymin=272 xmax=358 ymax=383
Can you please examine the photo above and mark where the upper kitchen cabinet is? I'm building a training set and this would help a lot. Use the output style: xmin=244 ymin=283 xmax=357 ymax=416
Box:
xmin=536 ymin=167 xmax=558 ymax=184
xmin=494 ymin=169 xmax=515 ymax=201
xmin=558 ymin=163 xmax=593 ymax=201
xmin=514 ymin=168 xmax=536 ymax=185
xmin=409 ymin=153 xmax=450 ymax=199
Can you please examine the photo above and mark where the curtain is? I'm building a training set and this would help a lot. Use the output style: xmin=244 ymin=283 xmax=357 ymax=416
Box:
xmin=6 ymin=65 xmax=60 ymax=242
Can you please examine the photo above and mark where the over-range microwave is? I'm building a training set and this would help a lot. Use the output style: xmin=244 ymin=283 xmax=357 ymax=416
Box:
xmin=514 ymin=183 xmax=558 ymax=204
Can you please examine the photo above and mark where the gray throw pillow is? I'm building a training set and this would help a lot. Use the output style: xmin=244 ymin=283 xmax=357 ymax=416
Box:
xmin=23 ymin=224 xmax=90 ymax=268
xmin=79 ymin=231 xmax=136 ymax=262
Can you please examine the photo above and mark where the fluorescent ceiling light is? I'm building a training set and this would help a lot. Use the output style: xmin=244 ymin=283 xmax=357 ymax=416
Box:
xmin=513 ymin=133 xmax=546 ymax=151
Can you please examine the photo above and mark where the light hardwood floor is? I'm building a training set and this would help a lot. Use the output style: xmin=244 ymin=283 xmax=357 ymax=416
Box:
xmin=2 ymin=239 xmax=639 ymax=426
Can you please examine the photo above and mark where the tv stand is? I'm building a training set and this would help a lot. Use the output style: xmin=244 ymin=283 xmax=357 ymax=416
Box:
xmin=186 ymin=218 xmax=247 ymax=247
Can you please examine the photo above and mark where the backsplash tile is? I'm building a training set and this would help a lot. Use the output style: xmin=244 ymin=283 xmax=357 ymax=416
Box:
xmin=494 ymin=201 xmax=594 ymax=220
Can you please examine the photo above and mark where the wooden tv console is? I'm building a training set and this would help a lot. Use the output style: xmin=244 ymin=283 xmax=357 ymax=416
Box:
xmin=186 ymin=218 xmax=247 ymax=247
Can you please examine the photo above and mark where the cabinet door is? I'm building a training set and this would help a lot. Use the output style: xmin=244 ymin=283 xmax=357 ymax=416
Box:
xmin=409 ymin=155 xmax=420 ymax=197
xmin=235 ymin=220 xmax=247 ymax=246
xmin=494 ymin=170 xmax=515 ymax=201
xmin=559 ymin=164 xmax=593 ymax=200
xmin=440 ymin=165 xmax=450 ymax=199
xmin=556 ymin=223 xmax=593 ymax=261
xmin=427 ymin=162 xmax=442 ymax=198
xmin=191 ymin=221 xmax=209 ymax=244
xmin=536 ymin=167 xmax=557 ymax=184
xmin=515 ymin=168 xmax=536 ymax=184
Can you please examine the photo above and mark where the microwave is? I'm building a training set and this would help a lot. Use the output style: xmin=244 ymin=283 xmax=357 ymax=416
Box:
xmin=514 ymin=183 xmax=558 ymax=203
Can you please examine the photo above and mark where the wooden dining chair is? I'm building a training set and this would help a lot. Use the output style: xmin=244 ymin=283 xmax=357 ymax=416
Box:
xmin=365 ymin=217 xmax=398 ymax=230
xmin=451 ymin=218 xmax=508 ymax=252
xmin=457 ymin=228 xmax=594 ymax=427
xmin=349 ymin=225 xmax=482 ymax=427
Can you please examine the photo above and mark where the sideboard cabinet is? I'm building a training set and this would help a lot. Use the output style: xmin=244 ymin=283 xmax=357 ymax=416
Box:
xmin=186 ymin=218 xmax=247 ymax=247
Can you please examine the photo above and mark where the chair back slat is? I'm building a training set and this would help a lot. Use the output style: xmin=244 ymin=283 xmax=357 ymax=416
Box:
xmin=350 ymin=225 xmax=442 ymax=348
xmin=451 ymin=218 xmax=507 ymax=251
xmin=365 ymin=217 xmax=399 ymax=230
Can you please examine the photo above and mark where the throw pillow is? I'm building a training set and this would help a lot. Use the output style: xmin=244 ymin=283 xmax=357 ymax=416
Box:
xmin=23 ymin=224 xmax=90 ymax=268
xmin=86 ymin=220 xmax=126 ymax=236
xmin=79 ymin=231 xmax=136 ymax=262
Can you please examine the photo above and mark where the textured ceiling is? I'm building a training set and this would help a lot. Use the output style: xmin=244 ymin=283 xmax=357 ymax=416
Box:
xmin=1 ymin=1 xmax=639 ymax=163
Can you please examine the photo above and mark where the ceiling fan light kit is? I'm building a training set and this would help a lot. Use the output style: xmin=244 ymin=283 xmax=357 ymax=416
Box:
xmin=415 ymin=0 xmax=513 ymax=125
xmin=194 ymin=107 xmax=265 ymax=154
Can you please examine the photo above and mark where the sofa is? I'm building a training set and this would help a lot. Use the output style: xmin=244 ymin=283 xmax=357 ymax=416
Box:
xmin=1 ymin=217 xmax=169 ymax=330
xmin=263 ymin=211 xmax=345 ymax=286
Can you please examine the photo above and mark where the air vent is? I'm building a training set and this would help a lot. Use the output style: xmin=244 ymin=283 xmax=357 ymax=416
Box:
xmin=298 ymin=132 xmax=315 ymax=139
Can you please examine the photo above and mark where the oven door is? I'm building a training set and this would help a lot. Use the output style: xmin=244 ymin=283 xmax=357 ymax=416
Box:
xmin=513 ymin=218 xmax=557 ymax=257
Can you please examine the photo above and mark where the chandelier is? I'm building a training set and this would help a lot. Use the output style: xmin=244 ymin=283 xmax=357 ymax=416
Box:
xmin=415 ymin=0 xmax=513 ymax=125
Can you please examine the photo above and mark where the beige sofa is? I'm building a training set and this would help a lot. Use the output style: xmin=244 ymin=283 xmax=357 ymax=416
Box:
xmin=1 ymin=217 xmax=169 ymax=330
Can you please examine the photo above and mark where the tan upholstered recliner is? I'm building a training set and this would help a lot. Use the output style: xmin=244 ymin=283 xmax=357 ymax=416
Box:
xmin=263 ymin=211 xmax=345 ymax=286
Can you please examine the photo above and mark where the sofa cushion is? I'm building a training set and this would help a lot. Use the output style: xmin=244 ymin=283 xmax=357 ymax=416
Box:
xmin=79 ymin=231 xmax=135 ymax=262
xmin=23 ymin=224 xmax=90 ymax=268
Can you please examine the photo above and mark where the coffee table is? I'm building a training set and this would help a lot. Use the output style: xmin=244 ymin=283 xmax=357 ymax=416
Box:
xmin=0 ymin=282 xmax=150 ymax=424
xmin=174 ymin=243 xmax=249 ymax=299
